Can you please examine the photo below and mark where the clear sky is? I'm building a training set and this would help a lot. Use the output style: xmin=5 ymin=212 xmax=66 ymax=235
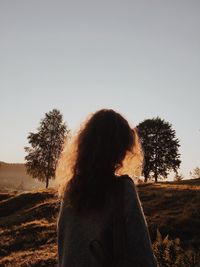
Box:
xmin=0 ymin=0 xmax=200 ymax=177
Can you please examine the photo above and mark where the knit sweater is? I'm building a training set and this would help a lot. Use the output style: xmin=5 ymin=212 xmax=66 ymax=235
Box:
xmin=57 ymin=176 xmax=157 ymax=267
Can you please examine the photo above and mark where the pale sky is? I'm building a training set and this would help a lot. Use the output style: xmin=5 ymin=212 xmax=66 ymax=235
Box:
xmin=0 ymin=0 xmax=200 ymax=177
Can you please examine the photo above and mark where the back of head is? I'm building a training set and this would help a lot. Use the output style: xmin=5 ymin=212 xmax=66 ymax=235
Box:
xmin=74 ymin=109 xmax=134 ymax=177
xmin=57 ymin=109 xmax=141 ymax=211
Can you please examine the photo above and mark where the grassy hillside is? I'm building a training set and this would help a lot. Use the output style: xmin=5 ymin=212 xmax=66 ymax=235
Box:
xmin=138 ymin=179 xmax=200 ymax=249
xmin=0 ymin=179 xmax=199 ymax=266
xmin=0 ymin=189 xmax=58 ymax=267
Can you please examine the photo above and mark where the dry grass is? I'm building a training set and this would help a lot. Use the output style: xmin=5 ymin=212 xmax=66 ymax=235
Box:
xmin=0 ymin=189 xmax=59 ymax=266
xmin=0 ymin=179 xmax=199 ymax=266
xmin=0 ymin=243 xmax=57 ymax=267
xmin=138 ymin=179 xmax=200 ymax=249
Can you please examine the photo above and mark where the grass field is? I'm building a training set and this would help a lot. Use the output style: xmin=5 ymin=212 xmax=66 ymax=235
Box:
xmin=138 ymin=178 xmax=200 ymax=250
xmin=0 ymin=178 xmax=200 ymax=266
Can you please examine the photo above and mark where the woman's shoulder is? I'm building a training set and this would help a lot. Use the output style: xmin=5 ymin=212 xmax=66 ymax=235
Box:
xmin=117 ymin=175 xmax=139 ymax=202
xmin=116 ymin=175 xmax=138 ymax=199
xmin=119 ymin=174 xmax=133 ymax=182
xmin=117 ymin=174 xmax=136 ymax=188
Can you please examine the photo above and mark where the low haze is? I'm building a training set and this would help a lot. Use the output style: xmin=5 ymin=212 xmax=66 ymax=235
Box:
xmin=0 ymin=0 xmax=200 ymax=177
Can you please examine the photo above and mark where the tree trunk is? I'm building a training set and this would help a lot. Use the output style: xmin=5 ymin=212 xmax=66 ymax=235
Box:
xmin=144 ymin=169 xmax=149 ymax=182
xmin=46 ymin=176 xmax=49 ymax=188
xmin=154 ymin=171 xmax=158 ymax=183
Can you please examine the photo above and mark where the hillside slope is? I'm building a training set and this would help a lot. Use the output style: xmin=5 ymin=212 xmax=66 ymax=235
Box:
xmin=0 ymin=189 xmax=58 ymax=267
xmin=138 ymin=179 xmax=200 ymax=249
xmin=0 ymin=179 xmax=200 ymax=266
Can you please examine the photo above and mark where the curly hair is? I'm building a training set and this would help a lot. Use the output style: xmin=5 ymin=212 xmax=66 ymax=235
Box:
xmin=56 ymin=109 xmax=143 ymax=211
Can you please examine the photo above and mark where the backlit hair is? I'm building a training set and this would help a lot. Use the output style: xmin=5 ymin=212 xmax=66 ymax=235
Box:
xmin=56 ymin=109 xmax=143 ymax=211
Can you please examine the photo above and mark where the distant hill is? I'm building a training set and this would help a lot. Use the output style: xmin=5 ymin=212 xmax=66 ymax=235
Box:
xmin=0 ymin=178 xmax=199 ymax=266
xmin=0 ymin=162 xmax=54 ymax=192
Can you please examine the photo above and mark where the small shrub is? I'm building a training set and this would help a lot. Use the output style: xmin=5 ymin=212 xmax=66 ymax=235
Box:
xmin=153 ymin=229 xmax=200 ymax=267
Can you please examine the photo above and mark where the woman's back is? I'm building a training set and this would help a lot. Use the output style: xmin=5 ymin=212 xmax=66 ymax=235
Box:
xmin=57 ymin=175 xmax=157 ymax=267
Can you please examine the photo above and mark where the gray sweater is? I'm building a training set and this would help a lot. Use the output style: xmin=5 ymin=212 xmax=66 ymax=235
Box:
xmin=57 ymin=176 xmax=157 ymax=267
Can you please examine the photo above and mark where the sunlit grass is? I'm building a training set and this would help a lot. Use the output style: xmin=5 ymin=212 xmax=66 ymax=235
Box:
xmin=0 ymin=178 xmax=199 ymax=266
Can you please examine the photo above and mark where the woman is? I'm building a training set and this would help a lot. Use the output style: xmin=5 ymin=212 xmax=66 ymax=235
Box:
xmin=57 ymin=109 xmax=157 ymax=267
